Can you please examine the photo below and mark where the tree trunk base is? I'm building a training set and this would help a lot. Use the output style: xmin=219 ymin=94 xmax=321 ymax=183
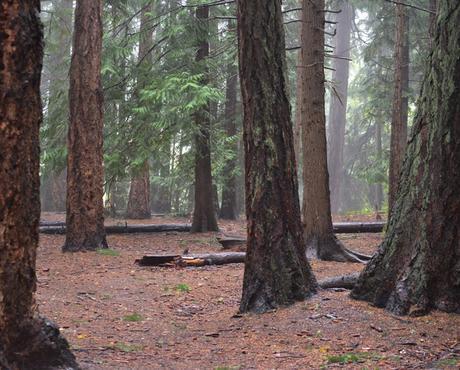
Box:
xmin=1 ymin=316 xmax=80 ymax=370
xmin=308 ymin=235 xmax=371 ymax=263
xmin=62 ymin=236 xmax=108 ymax=252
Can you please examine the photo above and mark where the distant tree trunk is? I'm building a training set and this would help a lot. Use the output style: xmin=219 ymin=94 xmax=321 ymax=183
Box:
xmin=220 ymin=50 xmax=239 ymax=220
xmin=191 ymin=5 xmax=219 ymax=232
xmin=327 ymin=0 xmax=352 ymax=214
xmin=237 ymin=0 xmax=317 ymax=314
xmin=52 ymin=168 xmax=67 ymax=211
xmin=375 ymin=121 xmax=384 ymax=211
xmin=126 ymin=160 xmax=151 ymax=218
xmin=352 ymin=1 xmax=460 ymax=315
xmin=299 ymin=0 xmax=363 ymax=262
xmin=41 ymin=0 xmax=73 ymax=213
xmin=294 ymin=50 xmax=303 ymax=195
xmin=388 ymin=3 xmax=410 ymax=214
xmin=64 ymin=0 xmax=107 ymax=252
xmin=0 ymin=2 xmax=79 ymax=368
xmin=126 ymin=4 xmax=153 ymax=219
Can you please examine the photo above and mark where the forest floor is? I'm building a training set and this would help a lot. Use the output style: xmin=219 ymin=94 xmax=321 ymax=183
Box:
xmin=38 ymin=213 xmax=460 ymax=370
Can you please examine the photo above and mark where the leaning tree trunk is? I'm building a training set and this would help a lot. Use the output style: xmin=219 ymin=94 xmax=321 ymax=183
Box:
xmin=191 ymin=5 xmax=219 ymax=232
xmin=351 ymin=0 xmax=460 ymax=316
xmin=388 ymin=3 xmax=410 ymax=214
xmin=237 ymin=0 xmax=317 ymax=314
xmin=64 ymin=0 xmax=107 ymax=252
xmin=220 ymin=45 xmax=239 ymax=220
xmin=299 ymin=0 xmax=364 ymax=263
xmin=327 ymin=0 xmax=352 ymax=214
xmin=0 ymin=2 xmax=79 ymax=368
xmin=126 ymin=4 xmax=153 ymax=219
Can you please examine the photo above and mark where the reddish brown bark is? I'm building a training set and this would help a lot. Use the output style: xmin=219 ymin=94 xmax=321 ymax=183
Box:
xmin=327 ymin=0 xmax=352 ymax=213
xmin=191 ymin=5 xmax=219 ymax=232
xmin=237 ymin=0 xmax=317 ymax=313
xmin=299 ymin=0 xmax=363 ymax=262
xmin=0 ymin=2 xmax=78 ymax=368
xmin=64 ymin=0 xmax=107 ymax=252
xmin=388 ymin=3 xmax=410 ymax=214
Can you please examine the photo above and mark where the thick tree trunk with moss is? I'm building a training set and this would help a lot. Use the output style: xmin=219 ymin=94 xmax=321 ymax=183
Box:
xmin=220 ymin=52 xmax=239 ymax=220
xmin=327 ymin=0 xmax=352 ymax=214
xmin=299 ymin=0 xmax=365 ymax=263
xmin=388 ymin=3 xmax=410 ymax=213
xmin=352 ymin=1 xmax=460 ymax=315
xmin=0 ymin=2 xmax=79 ymax=368
xmin=237 ymin=0 xmax=317 ymax=314
xmin=126 ymin=4 xmax=153 ymax=219
xmin=64 ymin=0 xmax=107 ymax=252
xmin=191 ymin=5 xmax=219 ymax=232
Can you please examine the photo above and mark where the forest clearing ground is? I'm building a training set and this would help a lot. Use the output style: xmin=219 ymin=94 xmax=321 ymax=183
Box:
xmin=37 ymin=214 xmax=459 ymax=369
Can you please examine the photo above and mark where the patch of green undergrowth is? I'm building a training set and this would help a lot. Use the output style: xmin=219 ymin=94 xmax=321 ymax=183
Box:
xmin=96 ymin=248 xmax=120 ymax=256
xmin=326 ymin=352 xmax=381 ymax=364
xmin=111 ymin=342 xmax=144 ymax=352
xmin=215 ymin=366 xmax=241 ymax=370
xmin=122 ymin=313 xmax=143 ymax=322
xmin=174 ymin=283 xmax=191 ymax=293
xmin=432 ymin=357 xmax=459 ymax=368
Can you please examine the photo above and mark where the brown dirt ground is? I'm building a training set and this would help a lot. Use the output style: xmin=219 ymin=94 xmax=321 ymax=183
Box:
xmin=37 ymin=213 xmax=459 ymax=369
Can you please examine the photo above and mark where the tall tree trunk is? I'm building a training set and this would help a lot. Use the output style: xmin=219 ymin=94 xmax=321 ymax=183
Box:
xmin=64 ymin=0 xmax=107 ymax=252
xmin=299 ymin=0 xmax=363 ymax=262
xmin=220 ymin=48 xmax=239 ymax=220
xmin=352 ymin=1 xmax=460 ymax=316
xmin=388 ymin=3 xmax=410 ymax=214
xmin=327 ymin=0 xmax=352 ymax=214
xmin=126 ymin=160 xmax=151 ymax=218
xmin=41 ymin=0 xmax=73 ymax=213
xmin=0 ymin=2 xmax=79 ymax=368
xmin=375 ymin=121 xmax=384 ymax=211
xmin=237 ymin=0 xmax=317 ymax=314
xmin=191 ymin=5 xmax=219 ymax=232
xmin=126 ymin=4 xmax=154 ymax=219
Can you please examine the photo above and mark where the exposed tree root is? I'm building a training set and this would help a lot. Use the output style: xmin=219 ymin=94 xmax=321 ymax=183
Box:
xmin=2 ymin=316 xmax=80 ymax=370
xmin=309 ymin=235 xmax=372 ymax=263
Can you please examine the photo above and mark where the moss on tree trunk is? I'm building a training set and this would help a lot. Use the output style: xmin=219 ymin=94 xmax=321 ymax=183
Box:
xmin=351 ymin=1 xmax=460 ymax=315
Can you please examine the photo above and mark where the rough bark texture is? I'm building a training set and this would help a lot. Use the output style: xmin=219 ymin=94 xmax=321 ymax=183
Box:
xmin=191 ymin=5 xmax=219 ymax=232
xmin=237 ymin=0 xmax=317 ymax=314
xmin=327 ymin=0 xmax=352 ymax=214
xmin=220 ymin=52 xmax=239 ymax=220
xmin=299 ymin=0 xmax=361 ymax=262
xmin=352 ymin=1 xmax=460 ymax=315
xmin=388 ymin=3 xmax=410 ymax=214
xmin=64 ymin=0 xmax=107 ymax=252
xmin=126 ymin=161 xmax=151 ymax=218
xmin=0 ymin=2 xmax=79 ymax=368
xmin=126 ymin=4 xmax=153 ymax=219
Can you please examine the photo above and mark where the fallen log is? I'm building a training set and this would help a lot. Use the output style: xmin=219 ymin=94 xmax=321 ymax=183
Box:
xmin=216 ymin=222 xmax=384 ymax=249
xmin=39 ymin=221 xmax=66 ymax=227
xmin=136 ymin=252 xmax=246 ymax=267
xmin=317 ymin=272 xmax=360 ymax=290
xmin=332 ymin=222 xmax=385 ymax=233
xmin=136 ymin=253 xmax=361 ymax=289
xmin=39 ymin=223 xmax=192 ymax=235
